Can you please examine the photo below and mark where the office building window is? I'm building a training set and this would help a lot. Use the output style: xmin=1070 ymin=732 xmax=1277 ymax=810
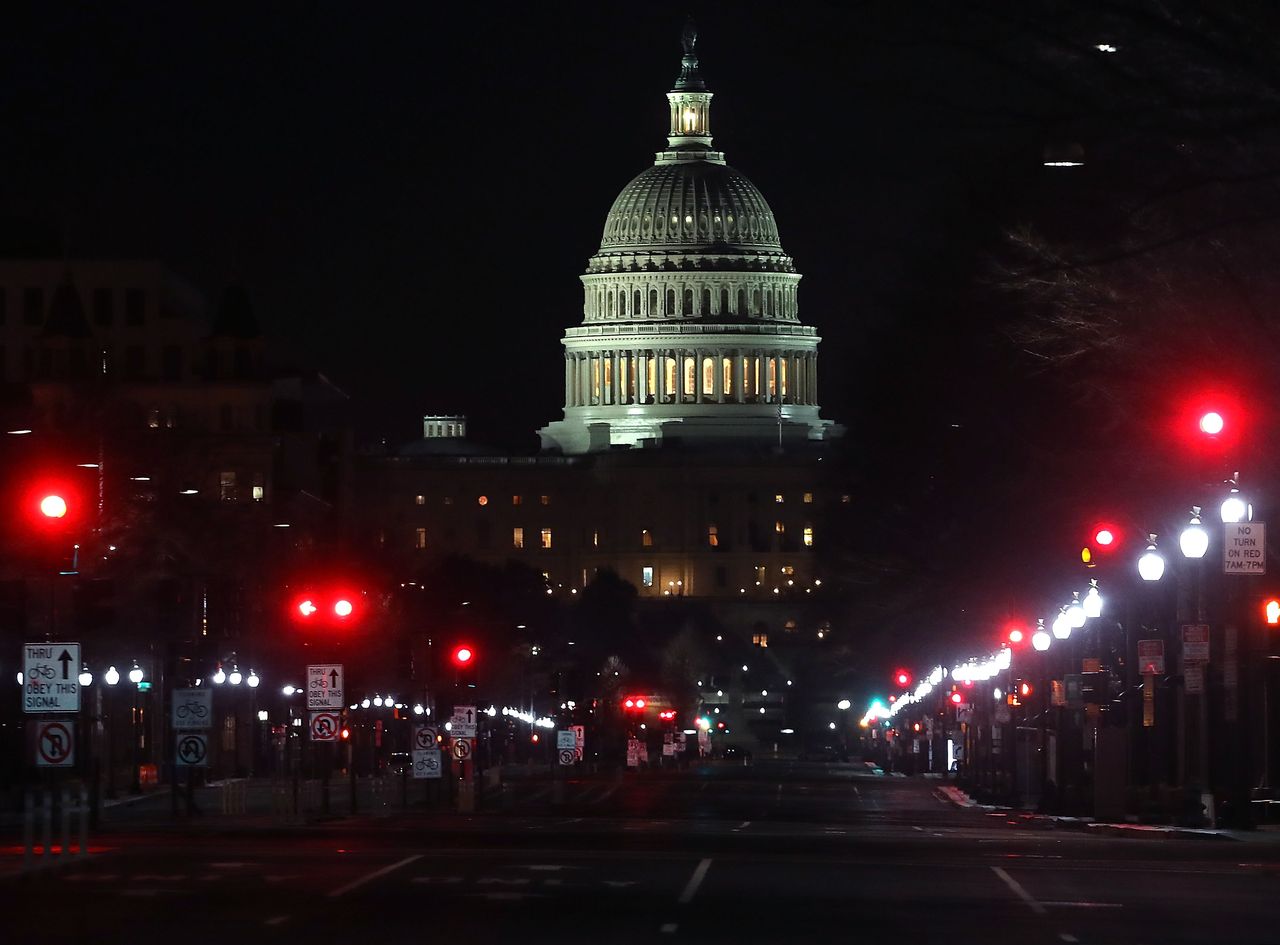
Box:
xmin=540 ymin=528 xmax=553 ymax=549
xmin=775 ymin=493 xmax=784 ymax=504
xmin=803 ymin=492 xmax=814 ymax=504
xmin=707 ymin=524 xmax=719 ymax=547
xmin=219 ymin=471 xmax=237 ymax=501
xmin=513 ymin=527 xmax=524 ymax=549
xmin=803 ymin=526 xmax=814 ymax=547
xmin=775 ymin=520 xmax=786 ymax=535
xmin=512 ymin=495 xmax=522 ymax=506
xmin=641 ymin=529 xmax=653 ymax=548
xmin=642 ymin=566 xmax=654 ymax=587
xmin=592 ymin=530 xmax=600 ymax=548
xmin=415 ymin=528 xmax=427 ymax=549
xmin=415 ymin=494 xmax=425 ymax=505
xmin=540 ymin=494 xmax=550 ymax=506
xmin=752 ymin=633 xmax=769 ymax=648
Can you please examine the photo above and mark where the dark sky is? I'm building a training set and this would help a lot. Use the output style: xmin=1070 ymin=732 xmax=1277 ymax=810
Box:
xmin=3 ymin=1 xmax=1133 ymax=659
xmin=0 ymin=2 xmax=1041 ymax=447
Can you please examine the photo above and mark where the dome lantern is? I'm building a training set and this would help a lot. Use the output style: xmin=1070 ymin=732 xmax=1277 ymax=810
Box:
xmin=661 ymin=19 xmax=720 ymax=164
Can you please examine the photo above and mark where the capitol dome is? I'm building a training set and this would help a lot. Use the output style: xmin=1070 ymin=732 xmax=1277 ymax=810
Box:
xmin=538 ymin=22 xmax=838 ymax=454
xmin=599 ymin=162 xmax=786 ymax=258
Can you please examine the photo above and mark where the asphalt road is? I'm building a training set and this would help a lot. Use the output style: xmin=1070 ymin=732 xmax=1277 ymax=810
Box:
xmin=3 ymin=762 xmax=1279 ymax=944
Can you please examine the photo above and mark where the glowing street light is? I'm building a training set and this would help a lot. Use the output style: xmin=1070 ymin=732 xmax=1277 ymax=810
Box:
xmin=1032 ymin=619 xmax=1052 ymax=652
xmin=1066 ymin=593 xmax=1087 ymax=629
xmin=1138 ymin=534 xmax=1166 ymax=582
xmin=105 ymin=665 xmax=120 ymax=686
xmin=1082 ymin=581 xmax=1103 ymax=619
xmin=837 ymin=699 xmax=851 ymax=710
xmin=128 ymin=663 xmax=144 ymax=685
xmin=1180 ymin=508 xmax=1209 ymax=559
xmin=1052 ymin=608 xmax=1072 ymax=641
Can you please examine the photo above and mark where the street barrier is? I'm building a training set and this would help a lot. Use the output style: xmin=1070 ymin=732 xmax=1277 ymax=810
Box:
xmin=22 ymin=784 xmax=89 ymax=874
xmin=218 ymin=779 xmax=248 ymax=815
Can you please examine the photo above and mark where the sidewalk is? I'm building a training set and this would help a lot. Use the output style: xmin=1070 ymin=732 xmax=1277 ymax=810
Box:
xmin=934 ymin=782 xmax=1280 ymax=842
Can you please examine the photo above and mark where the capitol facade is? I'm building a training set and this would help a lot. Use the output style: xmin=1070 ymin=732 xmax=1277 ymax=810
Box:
xmin=539 ymin=25 xmax=837 ymax=454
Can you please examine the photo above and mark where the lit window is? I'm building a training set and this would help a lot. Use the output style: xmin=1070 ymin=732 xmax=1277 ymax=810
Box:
xmin=540 ymin=495 xmax=550 ymax=506
xmin=722 ymin=357 xmax=732 ymax=393
xmin=707 ymin=525 xmax=719 ymax=548
xmin=540 ymin=528 xmax=552 ymax=549
xmin=148 ymin=407 xmax=160 ymax=429
xmin=642 ymin=566 xmax=654 ymax=588
xmin=443 ymin=497 xmax=453 ymax=506
xmin=641 ymin=529 xmax=653 ymax=548
xmin=252 ymin=485 xmax=264 ymax=501
xmin=512 ymin=495 xmax=522 ymax=506
xmin=781 ymin=566 xmax=795 ymax=576
xmin=684 ymin=357 xmax=696 ymax=396
xmin=784 ymin=619 xmax=798 ymax=633
xmin=841 ymin=494 xmax=851 ymax=504
xmin=803 ymin=492 xmax=813 ymax=504
xmin=477 ymin=495 xmax=488 ymax=507
xmin=752 ymin=633 xmax=769 ymax=648
xmin=756 ymin=565 xmax=767 ymax=581
xmin=415 ymin=528 xmax=426 ymax=550
xmin=803 ymin=526 xmax=814 ymax=547
xmin=775 ymin=520 xmax=785 ymax=535
xmin=702 ymin=357 xmax=714 ymax=396
xmin=415 ymin=494 xmax=425 ymax=506
xmin=220 ymin=471 xmax=236 ymax=502
xmin=512 ymin=527 xmax=524 ymax=549
xmin=592 ymin=530 xmax=600 ymax=548
xmin=775 ymin=494 xmax=784 ymax=504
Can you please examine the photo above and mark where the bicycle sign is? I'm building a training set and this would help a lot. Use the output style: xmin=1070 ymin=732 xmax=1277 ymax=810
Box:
xmin=172 ymin=688 xmax=212 ymax=731
xmin=412 ymin=748 xmax=442 ymax=779
xmin=306 ymin=663 xmax=344 ymax=710
xmin=22 ymin=641 xmax=80 ymax=713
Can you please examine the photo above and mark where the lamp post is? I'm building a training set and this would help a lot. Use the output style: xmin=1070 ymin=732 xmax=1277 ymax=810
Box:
xmin=104 ymin=665 xmax=120 ymax=799
xmin=129 ymin=663 xmax=144 ymax=793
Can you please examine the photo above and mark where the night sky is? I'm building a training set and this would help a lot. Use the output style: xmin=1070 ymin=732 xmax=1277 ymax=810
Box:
xmin=4 ymin=2 xmax=1199 ymax=659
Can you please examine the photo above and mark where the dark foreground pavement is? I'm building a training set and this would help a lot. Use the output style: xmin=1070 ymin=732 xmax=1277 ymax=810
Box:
xmin=3 ymin=762 xmax=1279 ymax=945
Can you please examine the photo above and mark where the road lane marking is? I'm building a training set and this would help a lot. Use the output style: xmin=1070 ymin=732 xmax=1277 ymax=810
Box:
xmin=912 ymin=826 xmax=924 ymax=832
xmin=1041 ymin=901 xmax=1122 ymax=909
xmin=678 ymin=858 xmax=712 ymax=904
xmin=992 ymin=866 xmax=1046 ymax=916
xmin=327 ymin=854 xmax=423 ymax=898
xmin=264 ymin=916 xmax=289 ymax=927
xmin=596 ymin=784 xmax=621 ymax=804
xmin=1060 ymin=935 xmax=1078 ymax=943
xmin=733 ymin=820 xmax=750 ymax=831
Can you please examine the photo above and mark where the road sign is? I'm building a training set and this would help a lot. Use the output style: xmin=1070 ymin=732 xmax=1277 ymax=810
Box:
xmin=413 ymin=724 xmax=439 ymax=750
xmin=994 ymin=704 xmax=1011 ymax=724
xmin=451 ymin=737 xmax=473 ymax=761
xmin=35 ymin=720 xmax=75 ymax=767
xmin=310 ymin=711 xmax=340 ymax=742
xmin=450 ymin=705 xmax=477 ymax=738
xmin=1182 ymin=624 xmax=1210 ymax=663
xmin=662 ymin=742 xmax=675 ymax=756
xmin=172 ymin=688 xmax=212 ymax=730
xmin=412 ymin=749 xmax=442 ymax=779
xmin=559 ymin=748 xmax=576 ymax=765
xmin=1224 ymin=522 xmax=1266 ymax=575
xmin=626 ymin=739 xmax=641 ymax=767
xmin=306 ymin=663 xmax=344 ymax=710
xmin=557 ymin=730 xmax=576 ymax=749
xmin=22 ymin=642 xmax=80 ymax=713
xmin=571 ymin=725 xmax=584 ymax=747
xmin=176 ymin=732 xmax=209 ymax=767
xmin=1138 ymin=639 xmax=1165 ymax=675
xmin=1185 ymin=663 xmax=1205 ymax=694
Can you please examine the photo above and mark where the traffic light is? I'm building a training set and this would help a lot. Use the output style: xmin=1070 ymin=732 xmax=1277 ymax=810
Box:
xmin=893 ymin=668 xmax=913 ymax=689
xmin=658 ymin=709 xmax=676 ymax=721
xmin=451 ymin=644 xmax=477 ymax=688
xmin=622 ymin=696 xmax=647 ymax=710
xmin=1265 ymin=598 xmax=1280 ymax=626
xmin=949 ymin=691 xmax=963 ymax=706
xmin=290 ymin=588 xmax=365 ymax=628
xmin=1019 ymin=681 xmax=1033 ymax=698
xmin=1007 ymin=626 xmax=1025 ymax=645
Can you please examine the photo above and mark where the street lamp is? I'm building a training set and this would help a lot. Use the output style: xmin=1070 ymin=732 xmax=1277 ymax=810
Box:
xmin=1052 ymin=608 xmax=1072 ymax=640
xmin=1066 ymin=592 xmax=1087 ymax=629
xmin=1220 ymin=476 xmax=1250 ymax=523
xmin=1138 ymin=534 xmax=1166 ymax=582
xmin=837 ymin=699 xmax=851 ymax=710
xmin=1083 ymin=581 xmax=1103 ymax=619
xmin=1032 ymin=619 xmax=1052 ymax=652
xmin=246 ymin=670 xmax=260 ymax=688
xmin=1179 ymin=508 xmax=1209 ymax=559
xmin=127 ymin=663 xmax=143 ymax=685
xmin=78 ymin=666 xmax=93 ymax=687
xmin=105 ymin=665 xmax=120 ymax=686
xmin=212 ymin=665 xmax=227 ymax=685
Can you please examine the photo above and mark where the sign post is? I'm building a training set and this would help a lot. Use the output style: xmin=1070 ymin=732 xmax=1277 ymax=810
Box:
xmin=307 ymin=664 xmax=344 ymax=816
xmin=23 ymin=642 xmax=81 ymax=713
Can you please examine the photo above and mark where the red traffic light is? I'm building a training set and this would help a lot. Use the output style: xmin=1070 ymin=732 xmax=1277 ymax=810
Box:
xmin=1007 ymin=627 xmax=1025 ymax=645
xmin=1020 ymin=681 xmax=1033 ymax=698
xmin=1199 ymin=411 xmax=1225 ymax=436
xmin=1265 ymin=599 xmax=1280 ymax=626
xmin=334 ymin=598 xmax=354 ymax=618
xmin=893 ymin=668 xmax=912 ymax=688
xmin=949 ymin=691 xmax=963 ymax=706
xmin=298 ymin=599 xmax=318 ymax=617
xmin=291 ymin=589 xmax=363 ymax=626
xmin=340 ymin=727 xmax=350 ymax=740
xmin=453 ymin=646 xmax=474 ymax=665
xmin=622 ymin=696 xmax=646 ymax=710
xmin=1093 ymin=525 xmax=1117 ymax=548
xmin=39 ymin=494 xmax=68 ymax=519
xmin=658 ymin=710 xmax=676 ymax=721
